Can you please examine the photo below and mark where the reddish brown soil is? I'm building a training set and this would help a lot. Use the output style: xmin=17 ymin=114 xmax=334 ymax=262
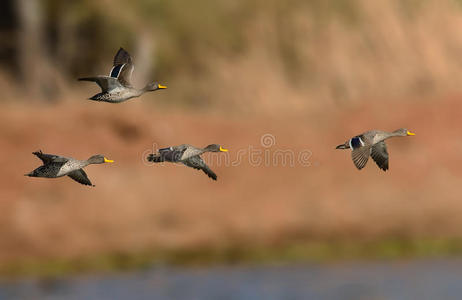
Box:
xmin=0 ymin=95 xmax=461 ymax=263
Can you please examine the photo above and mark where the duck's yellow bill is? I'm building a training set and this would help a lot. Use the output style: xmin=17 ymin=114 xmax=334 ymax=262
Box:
xmin=158 ymin=84 xmax=167 ymax=89
xmin=407 ymin=131 xmax=415 ymax=136
xmin=104 ymin=157 xmax=114 ymax=163
xmin=219 ymin=146 xmax=229 ymax=152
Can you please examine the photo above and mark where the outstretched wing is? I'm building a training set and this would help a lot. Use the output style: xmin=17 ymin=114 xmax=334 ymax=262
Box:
xmin=32 ymin=150 xmax=68 ymax=165
xmin=183 ymin=156 xmax=217 ymax=180
xmin=113 ymin=47 xmax=132 ymax=66
xmin=67 ymin=169 xmax=94 ymax=186
xmin=351 ymin=146 xmax=371 ymax=170
xmin=109 ymin=48 xmax=134 ymax=87
xmin=371 ymin=141 xmax=389 ymax=171
xmin=78 ymin=76 xmax=123 ymax=93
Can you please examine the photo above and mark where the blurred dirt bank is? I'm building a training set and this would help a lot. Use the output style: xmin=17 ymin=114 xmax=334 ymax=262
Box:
xmin=2 ymin=0 xmax=462 ymax=276
xmin=0 ymin=93 xmax=461 ymax=275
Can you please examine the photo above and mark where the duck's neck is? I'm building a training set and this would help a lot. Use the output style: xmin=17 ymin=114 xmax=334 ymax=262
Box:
xmin=203 ymin=145 xmax=215 ymax=153
xmin=81 ymin=160 xmax=91 ymax=168
xmin=391 ymin=129 xmax=406 ymax=137
xmin=85 ymin=157 xmax=99 ymax=166
xmin=135 ymin=87 xmax=147 ymax=96
xmin=141 ymin=84 xmax=156 ymax=94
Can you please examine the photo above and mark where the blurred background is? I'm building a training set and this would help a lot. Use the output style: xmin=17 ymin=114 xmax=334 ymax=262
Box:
xmin=2 ymin=0 xmax=462 ymax=299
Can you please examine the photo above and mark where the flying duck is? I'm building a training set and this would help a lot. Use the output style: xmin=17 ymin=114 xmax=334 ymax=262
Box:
xmin=78 ymin=47 xmax=167 ymax=103
xmin=336 ymin=128 xmax=415 ymax=171
xmin=26 ymin=150 xmax=114 ymax=186
xmin=147 ymin=144 xmax=228 ymax=180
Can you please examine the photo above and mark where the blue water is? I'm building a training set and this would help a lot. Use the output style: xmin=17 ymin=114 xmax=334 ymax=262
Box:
xmin=1 ymin=258 xmax=462 ymax=300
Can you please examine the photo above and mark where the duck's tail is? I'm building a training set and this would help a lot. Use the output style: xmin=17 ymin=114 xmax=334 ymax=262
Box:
xmin=147 ymin=153 xmax=164 ymax=163
xmin=335 ymin=143 xmax=349 ymax=150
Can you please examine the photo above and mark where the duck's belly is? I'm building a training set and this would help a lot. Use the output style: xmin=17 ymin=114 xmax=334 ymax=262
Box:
xmin=181 ymin=148 xmax=202 ymax=160
xmin=53 ymin=161 xmax=80 ymax=177
xmin=92 ymin=90 xmax=136 ymax=103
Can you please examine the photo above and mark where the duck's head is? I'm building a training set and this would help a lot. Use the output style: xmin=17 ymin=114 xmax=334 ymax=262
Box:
xmin=87 ymin=155 xmax=114 ymax=164
xmin=394 ymin=128 xmax=416 ymax=136
xmin=144 ymin=82 xmax=167 ymax=92
xmin=204 ymin=144 xmax=229 ymax=152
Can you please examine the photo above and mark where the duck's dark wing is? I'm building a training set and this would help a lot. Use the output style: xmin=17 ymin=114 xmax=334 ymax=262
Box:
xmin=351 ymin=146 xmax=370 ymax=170
xmin=113 ymin=47 xmax=132 ymax=66
xmin=109 ymin=48 xmax=134 ymax=87
xmin=68 ymin=169 xmax=94 ymax=186
xmin=78 ymin=76 xmax=122 ymax=93
xmin=147 ymin=148 xmax=185 ymax=163
xmin=371 ymin=141 xmax=389 ymax=171
xmin=26 ymin=164 xmax=63 ymax=178
xmin=149 ymin=146 xmax=186 ymax=162
xmin=32 ymin=150 xmax=68 ymax=165
xmin=183 ymin=156 xmax=217 ymax=181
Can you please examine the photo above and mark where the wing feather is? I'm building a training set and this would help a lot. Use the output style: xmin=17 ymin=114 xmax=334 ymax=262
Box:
xmin=32 ymin=150 xmax=68 ymax=164
xmin=351 ymin=146 xmax=370 ymax=170
xmin=147 ymin=147 xmax=185 ymax=163
xmin=78 ymin=76 xmax=123 ymax=92
xmin=67 ymin=169 xmax=94 ymax=186
xmin=183 ymin=156 xmax=217 ymax=180
xmin=371 ymin=141 xmax=389 ymax=171
xmin=113 ymin=48 xmax=132 ymax=66
xmin=112 ymin=48 xmax=134 ymax=87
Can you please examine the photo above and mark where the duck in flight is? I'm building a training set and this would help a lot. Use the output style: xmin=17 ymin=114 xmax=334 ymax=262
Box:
xmin=26 ymin=150 xmax=114 ymax=186
xmin=147 ymin=144 xmax=228 ymax=180
xmin=336 ymin=128 xmax=415 ymax=171
xmin=78 ymin=47 xmax=167 ymax=103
